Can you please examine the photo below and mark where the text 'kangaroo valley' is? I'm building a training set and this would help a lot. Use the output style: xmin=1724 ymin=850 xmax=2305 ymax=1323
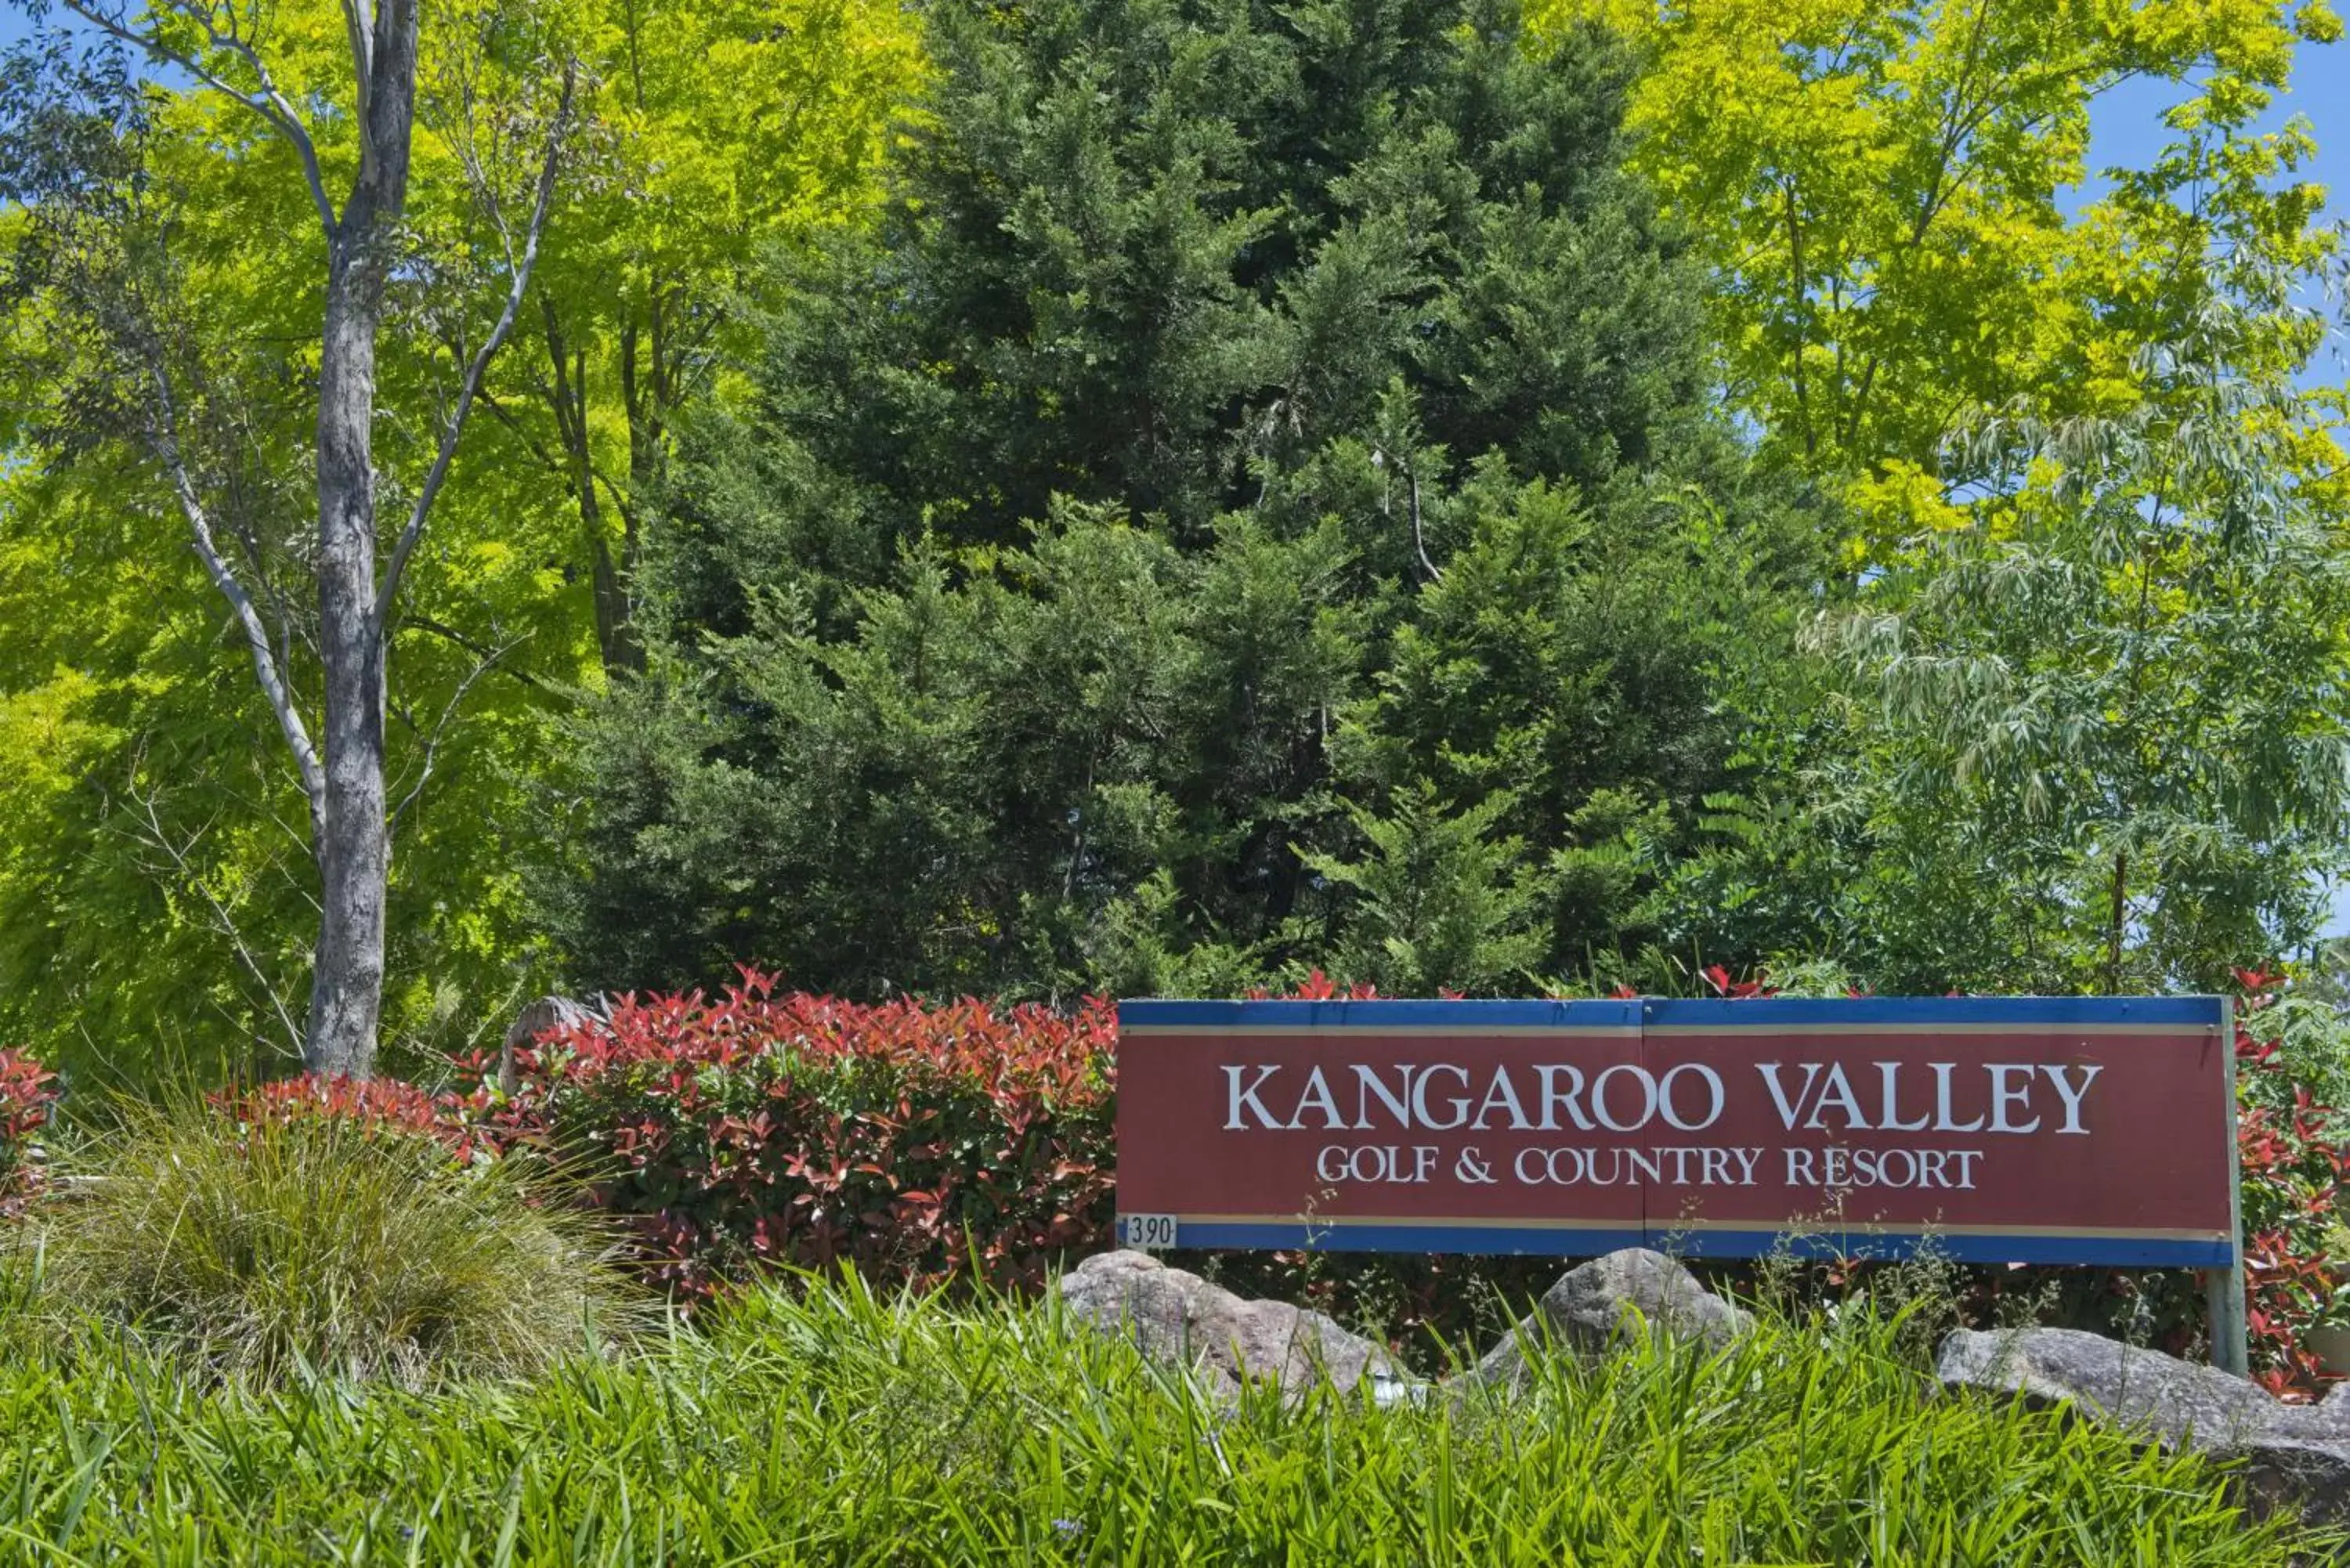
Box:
xmin=1220 ymin=1060 xmax=2102 ymax=1138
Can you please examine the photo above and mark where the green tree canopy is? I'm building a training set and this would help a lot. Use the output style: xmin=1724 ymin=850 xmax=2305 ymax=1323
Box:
xmin=1656 ymin=288 xmax=2350 ymax=994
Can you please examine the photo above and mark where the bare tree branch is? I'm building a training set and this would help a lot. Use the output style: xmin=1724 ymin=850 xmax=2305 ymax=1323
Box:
xmin=1372 ymin=443 xmax=1441 ymax=583
xmin=119 ymin=771 xmax=306 ymax=1060
xmin=387 ymin=630 xmax=526 ymax=831
xmin=148 ymin=365 xmax=327 ymax=813
xmin=215 ymin=761 xmax=331 ymax=894
xmin=342 ymin=0 xmax=378 ymax=146
xmin=58 ymin=0 xmax=338 ymax=233
xmin=399 ymin=612 xmax=560 ymax=694
xmin=376 ymin=60 xmax=577 ymax=629
xmin=475 ymin=383 xmax=573 ymax=478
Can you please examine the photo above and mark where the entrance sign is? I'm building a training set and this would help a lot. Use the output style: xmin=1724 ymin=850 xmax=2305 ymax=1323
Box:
xmin=1115 ymin=997 xmax=2239 ymax=1270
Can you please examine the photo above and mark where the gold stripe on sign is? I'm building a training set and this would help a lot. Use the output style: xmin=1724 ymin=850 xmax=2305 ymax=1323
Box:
xmin=1641 ymin=1023 xmax=2214 ymax=1040
xmin=1654 ymin=1219 xmax=2229 ymax=1242
xmin=1173 ymin=1214 xmax=1646 ymax=1231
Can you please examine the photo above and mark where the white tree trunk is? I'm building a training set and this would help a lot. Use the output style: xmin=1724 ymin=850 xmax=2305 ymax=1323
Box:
xmin=302 ymin=0 xmax=418 ymax=1078
xmin=306 ymin=243 xmax=396 ymax=1078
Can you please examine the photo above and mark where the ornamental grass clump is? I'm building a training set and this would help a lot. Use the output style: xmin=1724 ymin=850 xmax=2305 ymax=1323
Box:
xmin=33 ymin=1089 xmax=641 ymax=1386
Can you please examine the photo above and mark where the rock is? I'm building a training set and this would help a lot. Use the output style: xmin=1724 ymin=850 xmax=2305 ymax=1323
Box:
xmin=1937 ymin=1326 xmax=2350 ymax=1526
xmin=2239 ymin=1437 xmax=2350 ymax=1530
xmin=1936 ymin=1327 xmax=2282 ymax=1441
xmin=1058 ymin=1249 xmax=1421 ymax=1406
xmin=1473 ymin=1248 xmax=1752 ymax=1385
xmin=500 ymin=995 xmax=595 ymax=1093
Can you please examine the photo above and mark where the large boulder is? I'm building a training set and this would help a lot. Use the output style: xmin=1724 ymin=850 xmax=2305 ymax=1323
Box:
xmin=1938 ymin=1326 xmax=2350 ymax=1526
xmin=1473 ymin=1248 xmax=1752 ymax=1385
xmin=1058 ymin=1249 xmax=1420 ymax=1406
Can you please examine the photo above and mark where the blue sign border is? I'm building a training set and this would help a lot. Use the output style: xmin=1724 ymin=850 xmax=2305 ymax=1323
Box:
xmin=1120 ymin=995 xmax=2228 ymax=1029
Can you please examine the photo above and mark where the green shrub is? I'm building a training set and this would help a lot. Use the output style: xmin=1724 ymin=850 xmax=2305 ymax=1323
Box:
xmin=30 ymin=1093 xmax=641 ymax=1385
xmin=0 ymin=1272 xmax=2326 ymax=1564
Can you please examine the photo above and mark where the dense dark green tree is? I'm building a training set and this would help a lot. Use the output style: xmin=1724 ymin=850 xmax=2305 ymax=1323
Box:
xmin=533 ymin=0 xmax=1828 ymax=999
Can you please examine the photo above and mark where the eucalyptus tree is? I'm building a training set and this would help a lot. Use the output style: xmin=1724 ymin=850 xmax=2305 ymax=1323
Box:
xmin=0 ymin=1 xmax=573 ymax=1076
xmin=0 ymin=0 xmax=919 ymax=1082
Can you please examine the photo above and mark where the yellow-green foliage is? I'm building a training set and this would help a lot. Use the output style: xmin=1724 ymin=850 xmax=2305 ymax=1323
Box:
xmin=1536 ymin=0 xmax=2345 ymax=557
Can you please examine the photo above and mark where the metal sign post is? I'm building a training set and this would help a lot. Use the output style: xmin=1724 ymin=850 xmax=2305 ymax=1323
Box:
xmin=2207 ymin=993 xmax=2249 ymax=1376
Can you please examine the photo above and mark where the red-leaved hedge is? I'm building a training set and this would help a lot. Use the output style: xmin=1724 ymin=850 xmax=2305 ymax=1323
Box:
xmin=212 ymin=1072 xmax=458 ymax=1143
xmin=0 ymin=1048 xmax=56 ymax=1220
xmin=453 ymin=973 xmax=1116 ymax=1302
xmin=2232 ymin=976 xmax=2350 ymax=1396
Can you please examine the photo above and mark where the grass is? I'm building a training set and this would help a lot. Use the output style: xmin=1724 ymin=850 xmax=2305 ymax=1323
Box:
xmin=16 ymin=1099 xmax=638 ymax=1386
xmin=0 ymin=1269 xmax=2331 ymax=1566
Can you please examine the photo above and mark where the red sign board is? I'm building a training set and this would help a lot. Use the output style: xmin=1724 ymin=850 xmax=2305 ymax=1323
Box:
xmin=1115 ymin=997 xmax=2236 ymax=1266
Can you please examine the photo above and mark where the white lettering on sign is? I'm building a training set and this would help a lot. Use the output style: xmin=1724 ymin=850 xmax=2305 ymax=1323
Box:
xmin=1220 ymin=1059 xmax=2099 ymax=1137
xmin=1473 ymin=1066 xmax=1532 ymax=1130
xmin=2044 ymin=1064 xmax=2101 ymax=1133
xmin=1412 ymin=1064 xmax=1473 ymax=1130
xmin=1659 ymin=1064 xmax=1725 ymax=1130
xmin=1509 ymin=1145 xmax=1765 ymax=1187
xmin=1538 ymin=1064 xmax=1593 ymax=1130
xmin=1781 ymin=1146 xmax=1985 ymax=1190
xmin=1754 ymin=1061 xmax=2101 ymax=1135
xmin=1317 ymin=1144 xmax=1441 ymax=1183
xmin=1223 ymin=1064 xmax=1284 ymax=1130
